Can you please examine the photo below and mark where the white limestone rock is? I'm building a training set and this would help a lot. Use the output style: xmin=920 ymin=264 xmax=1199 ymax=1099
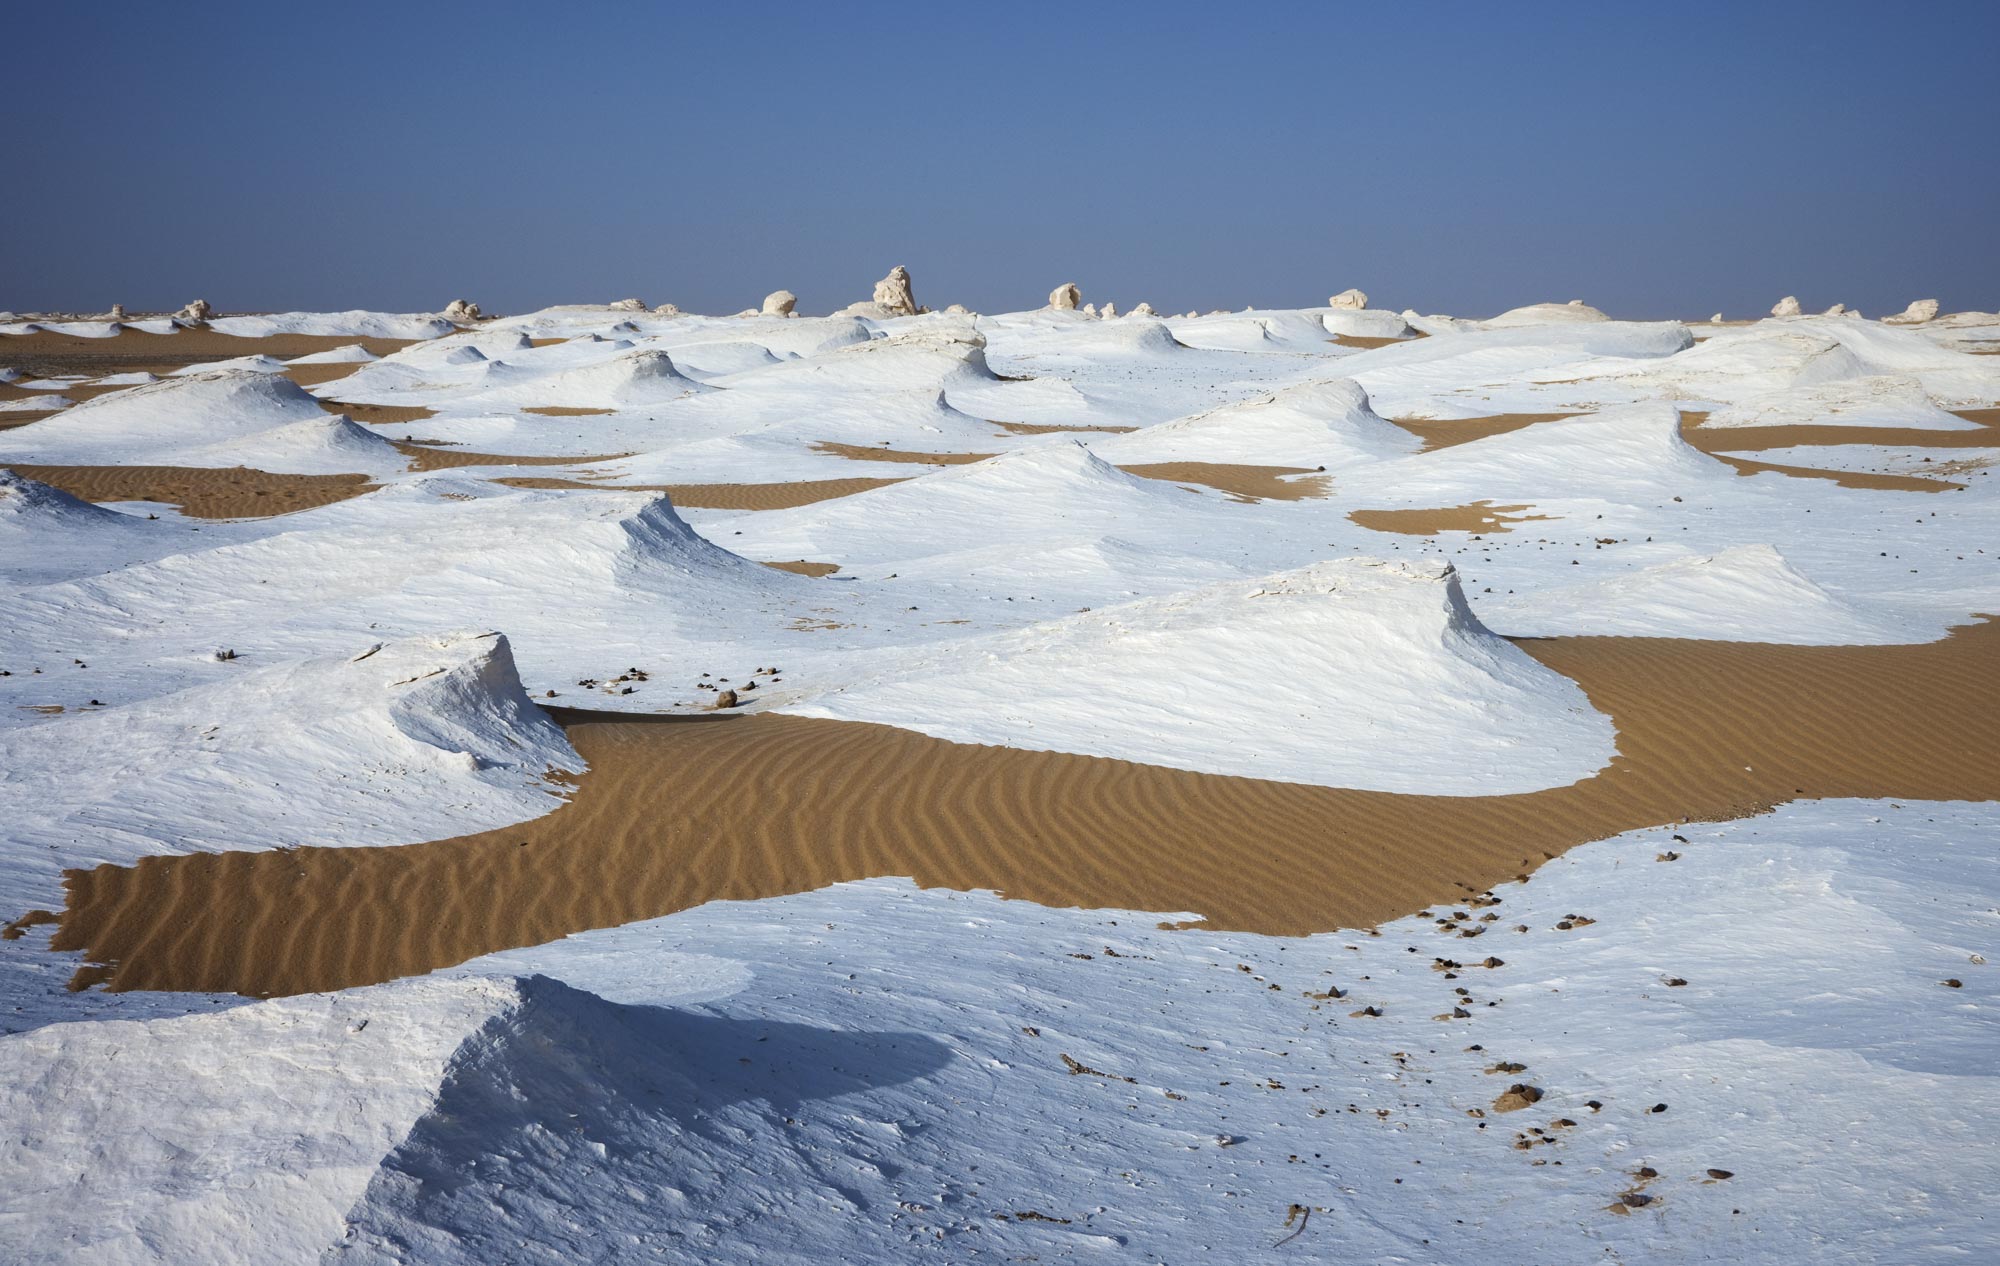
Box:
xmin=872 ymin=266 xmax=918 ymax=317
xmin=1081 ymin=303 xmax=1098 ymax=317
xmin=443 ymin=299 xmax=481 ymax=322
xmin=175 ymin=298 xmax=212 ymax=323
xmin=1048 ymin=283 xmax=1081 ymax=311
xmin=653 ymin=303 xmax=681 ymax=316
xmin=607 ymin=298 xmax=647 ymax=312
xmin=1101 ymin=301 xmax=1119 ymax=319
xmin=1329 ymin=288 xmax=1369 ymax=310
xmin=1131 ymin=302 xmax=1156 ymax=316
xmin=761 ymin=290 xmax=798 ymax=317
xmin=1771 ymin=295 xmax=1803 ymax=317
xmin=1884 ymin=299 xmax=1940 ymax=325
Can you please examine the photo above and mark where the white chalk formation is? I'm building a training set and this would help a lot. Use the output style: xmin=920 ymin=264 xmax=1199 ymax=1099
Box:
xmin=1329 ymin=288 xmax=1369 ymax=310
xmin=1048 ymin=282 xmax=1081 ymax=311
xmin=872 ymin=266 xmax=918 ymax=318
xmin=1885 ymin=298 xmax=1940 ymax=325
xmin=1771 ymin=295 xmax=1803 ymax=317
xmin=175 ymin=298 xmax=212 ymax=324
xmin=761 ymin=290 xmax=798 ymax=317
xmin=607 ymin=298 xmax=647 ymax=312
xmin=443 ymin=299 xmax=481 ymax=322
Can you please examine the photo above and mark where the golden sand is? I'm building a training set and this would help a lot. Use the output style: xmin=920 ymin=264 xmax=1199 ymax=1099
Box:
xmin=45 ymin=620 xmax=2000 ymax=996
xmin=7 ymin=464 xmax=373 ymax=518
xmin=1349 ymin=502 xmax=1555 ymax=535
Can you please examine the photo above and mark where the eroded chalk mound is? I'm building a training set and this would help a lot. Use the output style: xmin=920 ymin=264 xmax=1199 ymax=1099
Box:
xmin=1093 ymin=378 xmax=1417 ymax=467
xmin=1485 ymin=544 xmax=1925 ymax=644
xmin=1703 ymin=374 xmax=1983 ymax=430
xmin=458 ymin=347 xmax=710 ymax=409
xmin=788 ymin=557 xmax=1616 ymax=794
xmin=728 ymin=441 xmax=1207 ymax=566
xmin=1366 ymin=403 xmax=1732 ymax=503
xmin=0 ymin=370 xmax=402 ymax=473
xmin=0 ymin=467 xmax=160 ymax=583
xmin=0 ymin=631 xmax=582 ymax=897
xmin=206 ymin=310 xmax=457 ymax=340
xmin=0 ymin=975 xmax=537 ymax=1265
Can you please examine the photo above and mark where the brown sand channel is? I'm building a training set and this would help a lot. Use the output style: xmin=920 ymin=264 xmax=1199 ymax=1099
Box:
xmin=1120 ymin=462 xmax=1332 ymax=502
xmin=42 ymin=620 xmax=2000 ymax=997
xmin=1350 ymin=502 xmax=1555 ymax=535
xmin=7 ymin=464 xmax=373 ymax=518
xmin=497 ymin=475 xmax=908 ymax=510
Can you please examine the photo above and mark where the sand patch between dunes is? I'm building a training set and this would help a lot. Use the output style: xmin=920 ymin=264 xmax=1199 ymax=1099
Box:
xmin=497 ymin=475 xmax=907 ymax=509
xmin=812 ymin=441 xmax=994 ymax=465
xmin=5 ymin=464 xmax=373 ymax=518
xmin=390 ymin=442 xmax=632 ymax=472
xmin=0 ymin=328 xmax=416 ymax=378
xmin=45 ymin=620 xmax=2000 ymax=996
xmin=1350 ymin=502 xmax=1555 ymax=535
xmin=1390 ymin=414 xmax=1582 ymax=452
xmin=990 ymin=420 xmax=1140 ymax=436
xmin=1120 ymin=462 xmax=1332 ymax=502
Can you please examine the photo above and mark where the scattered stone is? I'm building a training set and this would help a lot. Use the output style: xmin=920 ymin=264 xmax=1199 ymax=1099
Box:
xmin=761 ymin=290 xmax=798 ymax=317
xmin=1329 ymin=288 xmax=1368 ymax=309
xmin=1709 ymin=312 xmax=1724 ymax=323
xmin=713 ymin=688 xmax=739 ymax=709
xmin=1048 ymin=283 xmax=1082 ymax=311
xmin=1061 ymin=1053 xmax=1136 ymax=1083
xmin=1707 ymin=1168 xmax=1734 ymax=1180
xmin=871 ymin=265 xmax=918 ymax=317
xmin=1943 ymin=978 xmax=1963 ymax=988
xmin=1492 ymin=1084 xmax=1542 ymax=1113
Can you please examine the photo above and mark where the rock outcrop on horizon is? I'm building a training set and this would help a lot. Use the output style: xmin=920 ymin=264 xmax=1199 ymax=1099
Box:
xmin=1048 ymin=283 xmax=1081 ymax=311
xmin=1101 ymin=301 xmax=1119 ymax=318
xmin=1885 ymin=298 xmax=1940 ymax=325
xmin=175 ymin=298 xmax=212 ymax=323
xmin=607 ymin=298 xmax=647 ymax=312
xmin=761 ymin=290 xmax=798 ymax=317
xmin=872 ymin=266 xmax=918 ymax=317
xmin=1771 ymin=295 xmax=1803 ymax=317
xmin=653 ymin=302 xmax=681 ymax=315
xmin=443 ymin=299 xmax=481 ymax=322
xmin=1329 ymin=288 xmax=1368 ymax=310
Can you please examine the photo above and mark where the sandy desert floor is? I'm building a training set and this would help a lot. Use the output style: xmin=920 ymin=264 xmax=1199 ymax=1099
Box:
xmin=2 ymin=294 xmax=1998 ymax=1263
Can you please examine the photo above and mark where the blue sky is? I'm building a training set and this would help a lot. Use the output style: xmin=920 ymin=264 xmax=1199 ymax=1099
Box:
xmin=6 ymin=2 xmax=1996 ymax=318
